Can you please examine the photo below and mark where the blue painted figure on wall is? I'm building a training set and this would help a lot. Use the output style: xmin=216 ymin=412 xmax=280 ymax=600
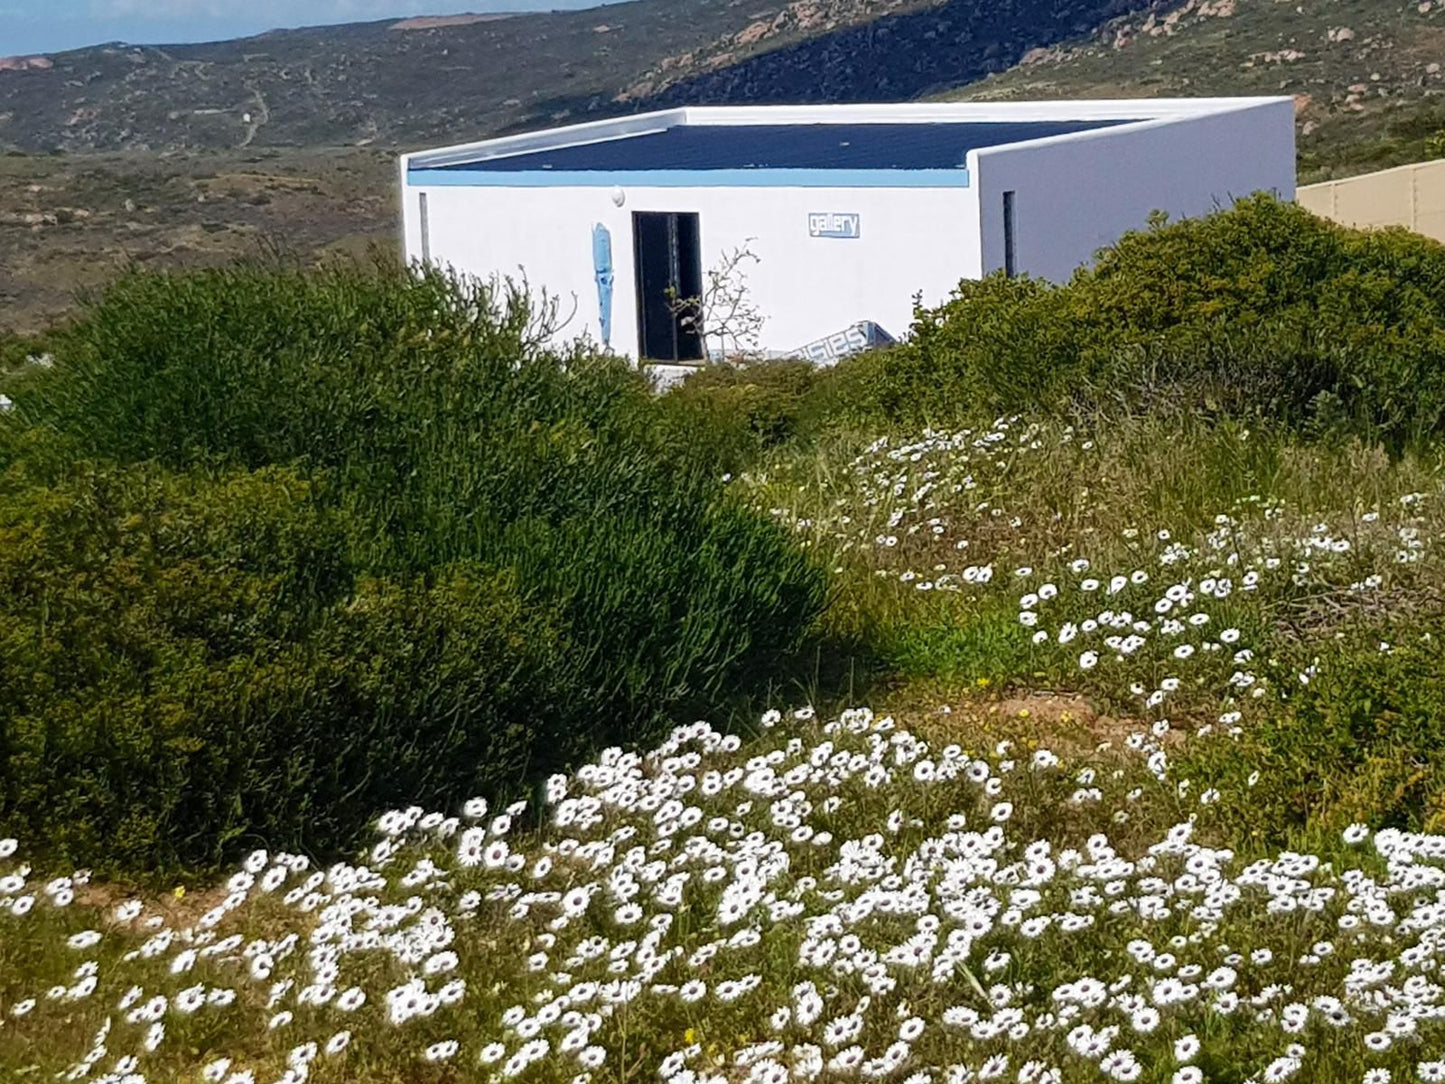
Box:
xmin=592 ymin=223 xmax=614 ymax=348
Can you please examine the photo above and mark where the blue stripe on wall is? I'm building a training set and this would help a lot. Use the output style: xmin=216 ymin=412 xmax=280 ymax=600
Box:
xmin=405 ymin=167 xmax=971 ymax=189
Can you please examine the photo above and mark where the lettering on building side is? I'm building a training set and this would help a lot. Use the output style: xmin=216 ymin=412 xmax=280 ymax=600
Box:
xmin=808 ymin=212 xmax=861 ymax=239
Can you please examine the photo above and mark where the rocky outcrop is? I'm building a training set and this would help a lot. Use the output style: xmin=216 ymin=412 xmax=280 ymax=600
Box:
xmin=388 ymin=14 xmax=516 ymax=31
xmin=623 ymin=0 xmax=1157 ymax=110
xmin=0 ymin=56 xmax=53 ymax=72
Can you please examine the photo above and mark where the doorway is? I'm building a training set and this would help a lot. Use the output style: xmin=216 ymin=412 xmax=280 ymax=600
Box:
xmin=633 ymin=211 xmax=703 ymax=361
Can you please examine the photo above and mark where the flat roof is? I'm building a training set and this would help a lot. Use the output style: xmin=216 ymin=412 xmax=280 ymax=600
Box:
xmin=422 ymin=119 xmax=1135 ymax=174
xmin=403 ymin=99 xmax=1294 ymax=189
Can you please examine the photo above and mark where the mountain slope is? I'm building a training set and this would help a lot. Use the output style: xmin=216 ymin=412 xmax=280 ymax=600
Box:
xmin=5 ymin=0 xmax=1438 ymax=176
xmin=944 ymin=0 xmax=1445 ymax=181
xmin=0 ymin=0 xmax=938 ymax=153
xmin=622 ymin=0 xmax=1152 ymax=108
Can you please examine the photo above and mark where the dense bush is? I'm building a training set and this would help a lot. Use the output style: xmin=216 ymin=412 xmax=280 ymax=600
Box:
xmin=0 ymin=261 xmax=828 ymax=872
xmin=659 ymin=359 xmax=826 ymax=470
xmin=1182 ymin=627 xmax=1445 ymax=844
xmin=823 ymin=275 xmax=1072 ymax=430
xmin=0 ymin=464 xmax=577 ymax=871
xmin=826 ymin=196 xmax=1445 ymax=449
xmin=0 ymin=333 xmax=49 ymax=403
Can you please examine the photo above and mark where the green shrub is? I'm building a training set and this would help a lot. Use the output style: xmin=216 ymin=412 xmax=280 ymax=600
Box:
xmin=0 ymin=261 xmax=829 ymax=872
xmin=823 ymin=196 xmax=1445 ymax=449
xmin=1181 ymin=628 xmax=1445 ymax=845
xmin=9 ymin=257 xmax=615 ymax=475
xmin=0 ymin=333 xmax=22 ymax=376
xmin=0 ymin=464 xmax=577 ymax=872
xmin=830 ymin=275 xmax=1076 ymax=427
xmin=658 ymin=360 xmax=825 ymax=470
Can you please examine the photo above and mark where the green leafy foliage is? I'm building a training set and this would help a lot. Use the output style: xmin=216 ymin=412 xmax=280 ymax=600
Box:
xmin=0 ymin=261 xmax=828 ymax=873
xmin=826 ymin=196 xmax=1445 ymax=450
xmin=1182 ymin=627 xmax=1445 ymax=845
xmin=658 ymin=360 xmax=827 ymax=472
xmin=0 ymin=464 xmax=572 ymax=872
xmin=827 ymin=275 xmax=1072 ymax=429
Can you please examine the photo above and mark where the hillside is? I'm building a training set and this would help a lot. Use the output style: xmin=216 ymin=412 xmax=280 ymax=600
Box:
xmin=945 ymin=0 xmax=1445 ymax=182
xmin=0 ymin=0 xmax=948 ymax=153
xmin=1 ymin=0 xmax=1441 ymax=165
xmin=2 ymin=1 xmax=1253 ymax=156
xmin=626 ymin=0 xmax=1153 ymax=108
xmin=0 ymin=148 xmax=398 ymax=334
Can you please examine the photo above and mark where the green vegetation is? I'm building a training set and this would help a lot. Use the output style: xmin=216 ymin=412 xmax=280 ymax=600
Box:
xmin=0 ymin=463 xmax=567 ymax=872
xmin=676 ymin=197 xmax=1445 ymax=452
xmin=0 ymin=259 xmax=827 ymax=874
xmin=12 ymin=196 xmax=1445 ymax=1082
xmin=1190 ymin=621 xmax=1445 ymax=841
xmin=870 ymin=198 xmax=1445 ymax=449
xmin=672 ymin=195 xmax=1445 ymax=850
xmin=658 ymin=359 xmax=828 ymax=474
xmin=1303 ymin=105 xmax=1445 ymax=180
xmin=8 ymin=196 xmax=1443 ymax=864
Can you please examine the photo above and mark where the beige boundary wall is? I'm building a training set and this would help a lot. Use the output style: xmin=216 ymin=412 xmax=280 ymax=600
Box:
xmin=1297 ymin=158 xmax=1445 ymax=243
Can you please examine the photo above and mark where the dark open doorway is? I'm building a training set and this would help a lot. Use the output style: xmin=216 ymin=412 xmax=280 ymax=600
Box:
xmin=633 ymin=211 xmax=704 ymax=361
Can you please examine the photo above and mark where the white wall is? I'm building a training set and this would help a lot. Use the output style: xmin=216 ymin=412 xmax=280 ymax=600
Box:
xmin=402 ymin=181 xmax=977 ymax=360
xmin=969 ymin=100 xmax=1297 ymax=283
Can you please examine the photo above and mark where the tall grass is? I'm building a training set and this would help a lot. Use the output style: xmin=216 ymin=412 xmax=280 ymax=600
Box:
xmin=743 ymin=412 xmax=1445 ymax=716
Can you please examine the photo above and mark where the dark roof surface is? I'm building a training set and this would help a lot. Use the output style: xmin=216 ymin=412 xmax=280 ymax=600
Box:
xmin=426 ymin=120 xmax=1138 ymax=173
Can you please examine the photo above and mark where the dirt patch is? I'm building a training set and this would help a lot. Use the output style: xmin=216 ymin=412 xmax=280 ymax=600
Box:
xmin=901 ymin=686 xmax=1173 ymax=759
xmin=74 ymin=877 xmax=233 ymax=930
xmin=991 ymin=691 xmax=1171 ymax=752
xmin=992 ymin=690 xmax=1097 ymax=727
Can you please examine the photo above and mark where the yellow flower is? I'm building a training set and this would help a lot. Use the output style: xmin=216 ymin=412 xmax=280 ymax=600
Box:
xmin=684 ymin=1028 xmax=697 ymax=1044
xmin=173 ymin=886 xmax=186 ymax=900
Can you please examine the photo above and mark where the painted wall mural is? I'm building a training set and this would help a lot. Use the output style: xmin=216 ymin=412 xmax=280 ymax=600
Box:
xmin=591 ymin=223 xmax=614 ymax=348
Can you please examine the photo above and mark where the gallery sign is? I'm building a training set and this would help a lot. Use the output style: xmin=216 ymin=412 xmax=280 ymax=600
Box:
xmin=808 ymin=212 xmax=861 ymax=239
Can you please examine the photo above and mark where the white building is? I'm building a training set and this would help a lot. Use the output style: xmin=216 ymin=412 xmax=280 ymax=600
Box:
xmin=400 ymin=98 xmax=1295 ymax=365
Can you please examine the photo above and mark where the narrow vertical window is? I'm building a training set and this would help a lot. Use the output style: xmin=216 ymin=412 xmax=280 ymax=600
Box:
xmin=419 ymin=192 xmax=431 ymax=263
xmin=1002 ymin=190 xmax=1016 ymax=278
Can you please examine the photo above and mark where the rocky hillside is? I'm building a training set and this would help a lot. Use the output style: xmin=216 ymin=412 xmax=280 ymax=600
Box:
xmin=3 ymin=0 xmax=1438 ymax=174
xmin=0 ymin=0 xmax=1162 ymax=154
xmin=946 ymin=0 xmax=1445 ymax=180
xmin=627 ymin=0 xmax=1152 ymax=107
xmin=0 ymin=0 xmax=958 ymax=153
xmin=0 ymin=1 xmax=770 ymax=153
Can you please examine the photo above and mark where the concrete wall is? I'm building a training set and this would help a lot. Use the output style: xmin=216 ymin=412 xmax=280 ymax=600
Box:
xmin=1298 ymin=159 xmax=1445 ymax=243
xmin=402 ymin=181 xmax=977 ymax=360
xmin=970 ymin=99 xmax=1297 ymax=282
